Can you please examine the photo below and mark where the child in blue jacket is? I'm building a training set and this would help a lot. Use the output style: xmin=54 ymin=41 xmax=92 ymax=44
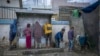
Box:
xmin=55 ymin=28 xmax=65 ymax=48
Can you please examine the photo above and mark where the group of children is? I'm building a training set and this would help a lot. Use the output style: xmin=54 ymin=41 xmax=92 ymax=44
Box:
xmin=55 ymin=27 xmax=88 ymax=52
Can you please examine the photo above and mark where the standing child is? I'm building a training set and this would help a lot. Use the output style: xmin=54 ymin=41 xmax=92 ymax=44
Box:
xmin=68 ymin=27 xmax=74 ymax=51
xmin=24 ymin=24 xmax=32 ymax=49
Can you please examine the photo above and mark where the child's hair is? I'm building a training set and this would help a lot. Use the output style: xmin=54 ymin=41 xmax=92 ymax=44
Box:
xmin=61 ymin=28 xmax=65 ymax=31
xmin=70 ymin=27 xmax=74 ymax=29
xmin=27 ymin=23 xmax=31 ymax=27
xmin=2 ymin=36 xmax=5 ymax=41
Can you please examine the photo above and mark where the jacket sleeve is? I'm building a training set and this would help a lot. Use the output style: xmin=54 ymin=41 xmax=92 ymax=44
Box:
xmin=59 ymin=32 xmax=63 ymax=41
xmin=72 ymin=31 xmax=74 ymax=38
xmin=58 ymin=33 xmax=61 ymax=39
xmin=61 ymin=33 xmax=63 ymax=41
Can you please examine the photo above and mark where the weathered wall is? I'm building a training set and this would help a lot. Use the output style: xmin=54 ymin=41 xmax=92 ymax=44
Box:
xmin=70 ymin=16 xmax=85 ymax=37
xmin=18 ymin=14 xmax=50 ymax=29
xmin=59 ymin=6 xmax=85 ymax=36
xmin=0 ymin=25 xmax=10 ymax=48
xmin=52 ymin=25 xmax=70 ymax=42
xmin=52 ymin=0 xmax=89 ymax=14
xmin=0 ymin=0 xmax=20 ymax=19
xmin=0 ymin=0 xmax=20 ymax=7
xmin=52 ymin=0 xmax=89 ymax=20
xmin=59 ymin=6 xmax=72 ymax=21
xmin=0 ymin=0 xmax=89 ymax=20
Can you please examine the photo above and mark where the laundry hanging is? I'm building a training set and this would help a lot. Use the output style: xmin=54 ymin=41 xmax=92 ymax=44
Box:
xmin=82 ymin=1 xmax=100 ymax=13
xmin=72 ymin=9 xmax=79 ymax=18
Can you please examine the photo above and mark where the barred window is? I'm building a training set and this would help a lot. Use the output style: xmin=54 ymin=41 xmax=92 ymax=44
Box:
xmin=22 ymin=0 xmax=52 ymax=9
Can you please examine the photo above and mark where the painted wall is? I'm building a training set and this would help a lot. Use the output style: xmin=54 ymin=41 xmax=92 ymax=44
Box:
xmin=0 ymin=25 xmax=10 ymax=45
xmin=52 ymin=25 xmax=70 ymax=42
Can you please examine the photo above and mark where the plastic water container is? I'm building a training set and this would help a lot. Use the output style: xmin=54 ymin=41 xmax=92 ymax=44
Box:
xmin=79 ymin=36 xmax=86 ymax=46
xmin=18 ymin=37 xmax=26 ymax=48
xmin=41 ymin=37 xmax=46 ymax=48
xmin=60 ymin=41 xmax=65 ymax=48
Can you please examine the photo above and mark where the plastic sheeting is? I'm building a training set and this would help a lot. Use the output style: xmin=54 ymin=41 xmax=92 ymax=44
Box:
xmin=82 ymin=1 xmax=99 ymax=13
xmin=67 ymin=0 xmax=98 ymax=4
xmin=82 ymin=5 xmax=99 ymax=50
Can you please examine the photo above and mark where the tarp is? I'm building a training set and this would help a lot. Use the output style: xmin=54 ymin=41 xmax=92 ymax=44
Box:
xmin=82 ymin=4 xmax=99 ymax=50
xmin=82 ymin=1 xmax=100 ymax=13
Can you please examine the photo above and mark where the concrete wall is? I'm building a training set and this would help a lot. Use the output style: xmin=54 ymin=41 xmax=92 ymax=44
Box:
xmin=0 ymin=25 xmax=10 ymax=46
xmin=52 ymin=0 xmax=68 ymax=14
xmin=52 ymin=25 xmax=70 ymax=42
xmin=17 ymin=14 xmax=50 ymax=37
xmin=70 ymin=16 xmax=85 ymax=37
xmin=52 ymin=1 xmax=89 ymax=20
xmin=0 ymin=0 xmax=90 ymax=19
xmin=52 ymin=0 xmax=89 ymax=14
xmin=0 ymin=0 xmax=20 ymax=7
xmin=0 ymin=0 xmax=20 ymax=19
xmin=0 ymin=25 xmax=10 ymax=40
xmin=59 ymin=6 xmax=85 ymax=37
xmin=18 ymin=14 xmax=50 ymax=30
